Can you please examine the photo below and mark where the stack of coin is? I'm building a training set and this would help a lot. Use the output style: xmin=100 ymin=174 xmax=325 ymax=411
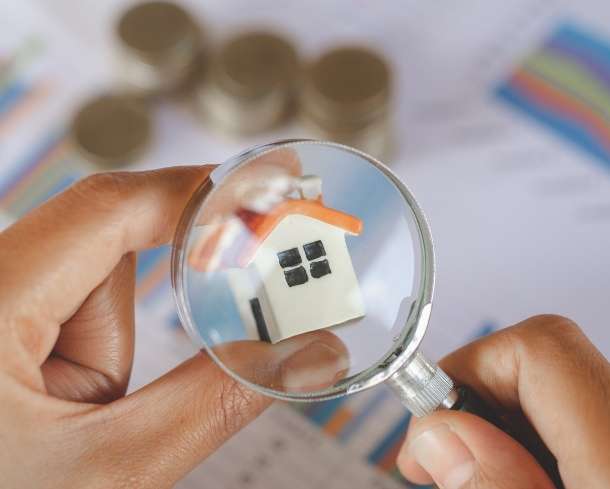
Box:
xmin=301 ymin=47 xmax=392 ymax=160
xmin=69 ymin=94 xmax=152 ymax=169
xmin=196 ymin=31 xmax=299 ymax=135
xmin=115 ymin=1 xmax=202 ymax=96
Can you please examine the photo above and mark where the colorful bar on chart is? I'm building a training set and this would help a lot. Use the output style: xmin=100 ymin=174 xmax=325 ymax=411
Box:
xmin=135 ymin=246 xmax=172 ymax=303
xmin=0 ymin=80 xmax=52 ymax=134
xmin=0 ymin=37 xmax=51 ymax=134
xmin=337 ymin=387 xmax=391 ymax=443
xmin=0 ymin=126 xmax=172 ymax=302
xmin=0 ymin=129 xmax=78 ymax=214
xmin=497 ymin=23 xmax=610 ymax=169
xmin=367 ymin=413 xmax=410 ymax=469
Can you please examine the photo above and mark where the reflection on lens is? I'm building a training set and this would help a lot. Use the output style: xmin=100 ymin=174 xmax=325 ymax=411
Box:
xmin=173 ymin=141 xmax=430 ymax=400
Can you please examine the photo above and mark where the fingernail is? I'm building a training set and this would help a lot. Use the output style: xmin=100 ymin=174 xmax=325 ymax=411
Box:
xmin=404 ymin=424 xmax=475 ymax=489
xmin=280 ymin=341 xmax=349 ymax=391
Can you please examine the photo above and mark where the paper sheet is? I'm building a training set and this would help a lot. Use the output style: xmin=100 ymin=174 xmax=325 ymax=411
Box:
xmin=3 ymin=1 xmax=610 ymax=487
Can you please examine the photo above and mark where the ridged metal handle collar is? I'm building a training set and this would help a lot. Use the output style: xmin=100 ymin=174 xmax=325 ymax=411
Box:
xmin=387 ymin=352 xmax=456 ymax=417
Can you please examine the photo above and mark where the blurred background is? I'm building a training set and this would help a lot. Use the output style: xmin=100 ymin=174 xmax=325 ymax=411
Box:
xmin=2 ymin=0 xmax=610 ymax=487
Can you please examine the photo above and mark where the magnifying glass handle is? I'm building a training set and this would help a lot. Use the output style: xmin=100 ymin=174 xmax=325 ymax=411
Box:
xmin=388 ymin=352 xmax=563 ymax=489
xmin=451 ymin=385 xmax=564 ymax=489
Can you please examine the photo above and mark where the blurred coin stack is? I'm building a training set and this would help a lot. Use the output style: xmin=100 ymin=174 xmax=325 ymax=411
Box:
xmin=70 ymin=2 xmax=203 ymax=169
xmin=196 ymin=32 xmax=299 ymax=135
xmin=70 ymin=1 xmax=395 ymax=169
xmin=115 ymin=1 xmax=202 ymax=96
xmin=69 ymin=94 xmax=152 ymax=169
xmin=301 ymin=47 xmax=392 ymax=160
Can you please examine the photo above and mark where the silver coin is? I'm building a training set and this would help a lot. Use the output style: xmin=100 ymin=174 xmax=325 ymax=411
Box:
xmin=196 ymin=31 xmax=299 ymax=135
xmin=115 ymin=1 xmax=202 ymax=95
xmin=69 ymin=94 xmax=152 ymax=168
xmin=301 ymin=47 xmax=393 ymax=159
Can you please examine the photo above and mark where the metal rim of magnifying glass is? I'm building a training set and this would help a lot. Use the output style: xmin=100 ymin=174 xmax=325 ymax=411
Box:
xmin=171 ymin=139 xmax=435 ymax=402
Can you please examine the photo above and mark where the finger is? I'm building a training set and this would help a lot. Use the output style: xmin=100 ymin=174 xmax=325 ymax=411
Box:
xmin=84 ymin=330 xmax=347 ymax=488
xmin=41 ymin=253 xmax=136 ymax=404
xmin=215 ymin=329 xmax=350 ymax=392
xmin=433 ymin=315 xmax=610 ymax=487
xmin=0 ymin=166 xmax=212 ymax=365
xmin=397 ymin=410 xmax=555 ymax=489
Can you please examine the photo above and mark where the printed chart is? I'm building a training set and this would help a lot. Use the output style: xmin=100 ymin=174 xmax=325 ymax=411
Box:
xmin=497 ymin=23 xmax=610 ymax=169
xmin=5 ymin=1 xmax=610 ymax=488
xmin=0 ymin=5 xmax=172 ymax=303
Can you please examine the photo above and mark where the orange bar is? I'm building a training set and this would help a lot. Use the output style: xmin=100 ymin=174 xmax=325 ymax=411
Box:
xmin=0 ymin=136 xmax=70 ymax=207
xmin=0 ymin=81 xmax=53 ymax=135
xmin=512 ymin=69 xmax=610 ymax=150
xmin=323 ymin=408 xmax=353 ymax=437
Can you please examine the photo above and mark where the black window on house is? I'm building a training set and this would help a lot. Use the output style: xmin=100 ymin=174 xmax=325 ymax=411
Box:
xmin=284 ymin=266 xmax=308 ymax=287
xmin=303 ymin=240 xmax=325 ymax=260
xmin=277 ymin=247 xmax=301 ymax=268
xmin=277 ymin=240 xmax=332 ymax=287
xmin=310 ymin=258 xmax=331 ymax=278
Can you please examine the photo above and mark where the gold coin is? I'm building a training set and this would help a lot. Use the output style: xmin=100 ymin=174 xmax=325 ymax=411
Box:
xmin=69 ymin=94 xmax=152 ymax=168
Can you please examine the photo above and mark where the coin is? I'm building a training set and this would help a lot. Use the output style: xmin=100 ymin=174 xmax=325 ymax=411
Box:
xmin=69 ymin=94 xmax=152 ymax=168
xmin=196 ymin=31 xmax=299 ymax=135
xmin=115 ymin=1 xmax=201 ymax=95
xmin=301 ymin=46 xmax=392 ymax=159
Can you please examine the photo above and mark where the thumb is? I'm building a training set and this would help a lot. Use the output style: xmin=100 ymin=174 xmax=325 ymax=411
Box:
xmin=397 ymin=411 xmax=556 ymax=489
xmin=82 ymin=330 xmax=347 ymax=489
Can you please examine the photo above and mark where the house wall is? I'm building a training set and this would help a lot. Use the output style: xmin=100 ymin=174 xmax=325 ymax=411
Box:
xmin=226 ymin=267 xmax=281 ymax=342
xmin=251 ymin=215 xmax=365 ymax=342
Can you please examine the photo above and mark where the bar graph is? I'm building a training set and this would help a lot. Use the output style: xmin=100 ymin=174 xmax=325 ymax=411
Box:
xmin=497 ymin=23 xmax=610 ymax=169
xmin=0 ymin=36 xmax=51 ymax=134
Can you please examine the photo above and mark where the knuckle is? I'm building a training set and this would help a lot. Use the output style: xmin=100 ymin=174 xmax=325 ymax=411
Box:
xmin=527 ymin=313 xmax=582 ymax=343
xmin=87 ymin=370 xmax=129 ymax=404
xmin=508 ymin=314 xmax=584 ymax=358
xmin=214 ymin=377 xmax=263 ymax=440
xmin=69 ymin=172 xmax=136 ymax=211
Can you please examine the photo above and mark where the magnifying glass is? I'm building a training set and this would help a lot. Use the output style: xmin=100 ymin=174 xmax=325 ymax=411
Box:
xmin=171 ymin=140 xmax=562 ymax=487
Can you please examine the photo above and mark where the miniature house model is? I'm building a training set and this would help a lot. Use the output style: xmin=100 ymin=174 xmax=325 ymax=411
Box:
xmin=189 ymin=175 xmax=365 ymax=343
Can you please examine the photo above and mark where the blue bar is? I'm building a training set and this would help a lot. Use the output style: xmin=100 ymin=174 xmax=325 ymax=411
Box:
xmin=0 ymin=81 xmax=27 ymax=115
xmin=338 ymin=388 xmax=390 ymax=442
xmin=474 ymin=322 xmax=496 ymax=338
xmin=368 ymin=413 xmax=411 ymax=465
xmin=306 ymin=397 xmax=347 ymax=426
xmin=496 ymin=83 xmax=610 ymax=169
xmin=553 ymin=23 xmax=610 ymax=68
xmin=20 ymin=173 xmax=80 ymax=215
xmin=136 ymin=245 xmax=170 ymax=280
xmin=0 ymin=130 xmax=65 ymax=199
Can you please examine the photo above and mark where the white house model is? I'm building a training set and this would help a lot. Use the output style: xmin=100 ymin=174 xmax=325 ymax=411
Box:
xmin=189 ymin=176 xmax=365 ymax=343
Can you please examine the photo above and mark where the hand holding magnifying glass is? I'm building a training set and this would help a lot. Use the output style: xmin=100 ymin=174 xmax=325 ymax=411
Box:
xmin=172 ymin=140 xmax=568 ymax=488
xmin=0 ymin=153 xmax=608 ymax=488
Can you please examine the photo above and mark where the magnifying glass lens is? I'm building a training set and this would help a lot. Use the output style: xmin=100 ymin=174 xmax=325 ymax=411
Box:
xmin=172 ymin=141 xmax=432 ymax=400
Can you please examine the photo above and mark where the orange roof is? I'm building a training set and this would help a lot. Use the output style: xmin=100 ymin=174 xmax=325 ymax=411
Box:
xmin=189 ymin=198 xmax=362 ymax=272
